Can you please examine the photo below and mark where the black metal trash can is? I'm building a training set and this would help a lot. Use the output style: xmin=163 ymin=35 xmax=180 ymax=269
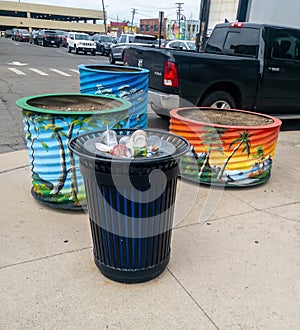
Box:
xmin=69 ymin=129 xmax=190 ymax=283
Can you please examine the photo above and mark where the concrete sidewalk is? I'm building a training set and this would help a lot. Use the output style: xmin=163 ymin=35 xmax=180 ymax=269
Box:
xmin=1 ymin=131 xmax=299 ymax=330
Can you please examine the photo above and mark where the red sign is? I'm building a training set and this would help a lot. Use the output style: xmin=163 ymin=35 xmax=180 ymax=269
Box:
xmin=110 ymin=21 xmax=128 ymax=27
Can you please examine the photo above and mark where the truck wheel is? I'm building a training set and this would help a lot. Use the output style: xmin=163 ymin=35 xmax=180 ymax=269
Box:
xmin=201 ymin=91 xmax=237 ymax=109
xmin=109 ymin=51 xmax=115 ymax=64
xmin=75 ymin=46 xmax=79 ymax=54
xmin=68 ymin=45 xmax=71 ymax=53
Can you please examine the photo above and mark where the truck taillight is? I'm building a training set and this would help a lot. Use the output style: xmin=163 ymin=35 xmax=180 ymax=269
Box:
xmin=163 ymin=62 xmax=178 ymax=87
xmin=230 ymin=22 xmax=244 ymax=28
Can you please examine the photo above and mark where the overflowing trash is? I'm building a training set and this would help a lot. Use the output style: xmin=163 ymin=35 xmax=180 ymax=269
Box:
xmin=95 ymin=129 xmax=163 ymax=158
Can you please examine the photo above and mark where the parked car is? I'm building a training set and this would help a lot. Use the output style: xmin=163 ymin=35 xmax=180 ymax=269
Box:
xmin=55 ymin=30 xmax=65 ymax=45
xmin=4 ymin=29 xmax=13 ymax=38
xmin=67 ymin=32 xmax=96 ymax=55
xmin=109 ymin=33 xmax=157 ymax=64
xmin=90 ymin=34 xmax=115 ymax=55
xmin=165 ymin=40 xmax=196 ymax=51
xmin=29 ymin=30 xmax=39 ymax=44
xmin=62 ymin=31 xmax=70 ymax=47
xmin=15 ymin=29 xmax=30 ymax=42
xmin=36 ymin=29 xmax=60 ymax=47
xmin=11 ymin=28 xmax=18 ymax=40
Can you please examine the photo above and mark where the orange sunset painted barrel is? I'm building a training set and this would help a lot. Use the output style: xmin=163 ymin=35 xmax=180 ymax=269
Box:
xmin=170 ymin=107 xmax=282 ymax=187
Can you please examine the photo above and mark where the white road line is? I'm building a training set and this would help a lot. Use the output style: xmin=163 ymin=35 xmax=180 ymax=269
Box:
xmin=29 ymin=68 xmax=49 ymax=76
xmin=8 ymin=67 xmax=25 ymax=75
xmin=49 ymin=68 xmax=72 ymax=77
xmin=69 ymin=69 xmax=79 ymax=74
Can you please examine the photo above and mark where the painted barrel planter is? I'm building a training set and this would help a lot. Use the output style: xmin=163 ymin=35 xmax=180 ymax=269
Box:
xmin=17 ymin=93 xmax=131 ymax=209
xmin=78 ymin=64 xmax=149 ymax=129
xmin=170 ymin=107 xmax=282 ymax=187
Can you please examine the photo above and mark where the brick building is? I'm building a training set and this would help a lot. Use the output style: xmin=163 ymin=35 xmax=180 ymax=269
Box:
xmin=139 ymin=18 xmax=167 ymax=39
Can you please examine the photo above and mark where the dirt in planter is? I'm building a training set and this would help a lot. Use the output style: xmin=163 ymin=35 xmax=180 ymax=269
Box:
xmin=37 ymin=102 xmax=108 ymax=111
xmin=180 ymin=109 xmax=274 ymax=126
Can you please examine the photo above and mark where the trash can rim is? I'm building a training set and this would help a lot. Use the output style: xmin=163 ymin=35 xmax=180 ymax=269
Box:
xmin=68 ymin=128 xmax=190 ymax=164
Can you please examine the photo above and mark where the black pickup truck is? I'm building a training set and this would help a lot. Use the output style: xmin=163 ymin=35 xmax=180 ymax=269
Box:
xmin=123 ymin=22 xmax=300 ymax=119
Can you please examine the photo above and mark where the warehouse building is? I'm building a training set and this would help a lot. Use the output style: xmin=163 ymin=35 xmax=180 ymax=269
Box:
xmin=0 ymin=1 xmax=105 ymax=34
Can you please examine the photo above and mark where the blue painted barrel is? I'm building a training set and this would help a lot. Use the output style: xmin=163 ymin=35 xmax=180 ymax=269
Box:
xmin=79 ymin=64 xmax=149 ymax=129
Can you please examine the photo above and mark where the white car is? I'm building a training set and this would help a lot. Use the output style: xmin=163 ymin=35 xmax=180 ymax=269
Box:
xmin=67 ymin=32 xmax=96 ymax=55
xmin=165 ymin=40 xmax=196 ymax=51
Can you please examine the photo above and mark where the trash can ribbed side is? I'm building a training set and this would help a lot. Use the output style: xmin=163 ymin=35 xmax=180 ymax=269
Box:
xmin=69 ymin=129 xmax=190 ymax=283
xmin=81 ymin=163 xmax=178 ymax=283
xmin=79 ymin=64 xmax=149 ymax=129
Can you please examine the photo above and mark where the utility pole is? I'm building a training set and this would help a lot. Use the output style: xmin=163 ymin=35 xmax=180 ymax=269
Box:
xmin=130 ymin=8 xmax=137 ymax=33
xmin=159 ymin=11 xmax=164 ymax=47
xmin=197 ymin=0 xmax=211 ymax=51
xmin=101 ymin=0 xmax=107 ymax=34
xmin=176 ymin=2 xmax=184 ymax=39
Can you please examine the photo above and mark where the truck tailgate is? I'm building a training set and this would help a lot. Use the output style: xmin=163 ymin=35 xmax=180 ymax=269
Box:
xmin=124 ymin=46 xmax=174 ymax=93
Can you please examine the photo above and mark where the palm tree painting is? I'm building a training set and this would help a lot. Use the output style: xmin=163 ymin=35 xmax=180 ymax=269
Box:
xmin=170 ymin=108 xmax=282 ymax=187
xmin=217 ymin=131 xmax=252 ymax=181
xmin=22 ymin=108 xmax=128 ymax=209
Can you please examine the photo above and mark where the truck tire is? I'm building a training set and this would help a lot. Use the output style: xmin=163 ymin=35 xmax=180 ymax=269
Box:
xmin=100 ymin=46 xmax=105 ymax=56
xmin=68 ymin=45 xmax=71 ymax=53
xmin=109 ymin=51 xmax=115 ymax=64
xmin=201 ymin=91 xmax=237 ymax=109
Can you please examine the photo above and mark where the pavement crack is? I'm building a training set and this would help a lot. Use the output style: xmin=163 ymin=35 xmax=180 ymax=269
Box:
xmin=0 ymin=164 xmax=30 ymax=174
xmin=0 ymin=246 xmax=92 ymax=270
xmin=167 ymin=268 xmax=221 ymax=330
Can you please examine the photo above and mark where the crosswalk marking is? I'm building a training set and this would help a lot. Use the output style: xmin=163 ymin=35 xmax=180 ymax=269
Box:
xmin=29 ymin=68 xmax=49 ymax=76
xmin=69 ymin=69 xmax=79 ymax=74
xmin=49 ymin=68 xmax=72 ymax=77
xmin=7 ymin=67 xmax=78 ymax=77
xmin=8 ymin=67 xmax=25 ymax=75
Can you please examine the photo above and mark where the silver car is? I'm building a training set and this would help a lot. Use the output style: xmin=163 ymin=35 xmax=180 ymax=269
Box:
xmin=109 ymin=33 xmax=157 ymax=64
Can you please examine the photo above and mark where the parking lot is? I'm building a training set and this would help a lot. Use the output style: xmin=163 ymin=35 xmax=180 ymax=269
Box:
xmin=0 ymin=36 xmax=168 ymax=154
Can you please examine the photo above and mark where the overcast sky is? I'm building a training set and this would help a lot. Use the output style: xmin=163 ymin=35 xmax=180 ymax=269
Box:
xmin=12 ymin=0 xmax=201 ymax=23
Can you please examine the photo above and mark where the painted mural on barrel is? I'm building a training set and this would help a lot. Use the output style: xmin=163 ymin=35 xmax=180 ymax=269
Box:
xmin=79 ymin=64 xmax=149 ymax=129
xmin=17 ymin=93 xmax=131 ymax=209
xmin=170 ymin=107 xmax=282 ymax=187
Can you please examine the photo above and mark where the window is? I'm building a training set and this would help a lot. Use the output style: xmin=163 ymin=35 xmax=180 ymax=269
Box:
xmin=223 ymin=28 xmax=259 ymax=57
xmin=119 ymin=35 xmax=126 ymax=43
xmin=269 ymin=29 xmax=300 ymax=60
xmin=205 ymin=27 xmax=227 ymax=53
xmin=154 ymin=25 xmax=159 ymax=32
xmin=206 ymin=27 xmax=259 ymax=57
xmin=146 ymin=25 xmax=150 ymax=32
xmin=141 ymin=25 xmax=145 ymax=32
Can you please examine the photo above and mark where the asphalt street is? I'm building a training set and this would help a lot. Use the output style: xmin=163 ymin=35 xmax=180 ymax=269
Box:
xmin=0 ymin=37 xmax=169 ymax=154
